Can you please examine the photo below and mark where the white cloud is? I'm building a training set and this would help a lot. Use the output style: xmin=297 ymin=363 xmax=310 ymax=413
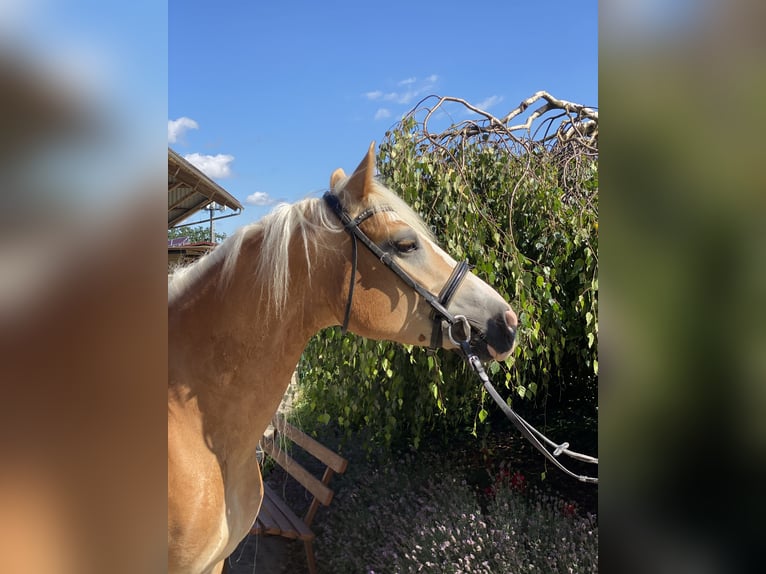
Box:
xmin=374 ymin=108 xmax=392 ymax=120
xmin=168 ymin=117 xmax=199 ymax=143
xmin=183 ymin=152 xmax=234 ymax=179
xmin=365 ymin=74 xmax=440 ymax=108
xmin=474 ymin=95 xmax=504 ymax=111
xmin=245 ymin=191 xmax=276 ymax=206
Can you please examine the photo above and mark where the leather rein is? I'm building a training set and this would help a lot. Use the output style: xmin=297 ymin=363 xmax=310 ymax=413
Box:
xmin=323 ymin=192 xmax=598 ymax=484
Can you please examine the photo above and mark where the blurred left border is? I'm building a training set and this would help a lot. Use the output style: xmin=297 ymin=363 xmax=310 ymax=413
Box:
xmin=0 ymin=2 xmax=167 ymax=573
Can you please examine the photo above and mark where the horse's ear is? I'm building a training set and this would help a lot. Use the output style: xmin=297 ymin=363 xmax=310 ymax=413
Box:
xmin=344 ymin=141 xmax=377 ymax=201
xmin=330 ymin=168 xmax=346 ymax=191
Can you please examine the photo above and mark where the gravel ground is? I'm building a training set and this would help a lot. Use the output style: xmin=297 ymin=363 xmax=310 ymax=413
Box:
xmin=224 ymin=534 xmax=300 ymax=574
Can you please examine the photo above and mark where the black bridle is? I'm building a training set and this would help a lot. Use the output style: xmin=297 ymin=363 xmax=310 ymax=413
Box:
xmin=323 ymin=192 xmax=471 ymax=351
xmin=323 ymin=191 xmax=598 ymax=484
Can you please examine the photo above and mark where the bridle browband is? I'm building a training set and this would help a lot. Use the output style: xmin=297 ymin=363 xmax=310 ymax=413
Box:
xmin=323 ymin=191 xmax=598 ymax=484
xmin=323 ymin=192 xmax=470 ymax=351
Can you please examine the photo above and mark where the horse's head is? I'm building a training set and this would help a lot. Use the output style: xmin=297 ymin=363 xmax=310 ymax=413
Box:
xmin=326 ymin=143 xmax=517 ymax=362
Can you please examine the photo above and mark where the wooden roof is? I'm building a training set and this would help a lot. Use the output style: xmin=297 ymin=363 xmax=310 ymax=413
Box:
xmin=168 ymin=148 xmax=243 ymax=228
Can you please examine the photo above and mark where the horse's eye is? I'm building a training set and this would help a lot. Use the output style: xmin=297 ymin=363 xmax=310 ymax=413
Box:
xmin=394 ymin=239 xmax=418 ymax=254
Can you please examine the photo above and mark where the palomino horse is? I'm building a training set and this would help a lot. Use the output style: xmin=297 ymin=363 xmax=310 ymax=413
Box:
xmin=168 ymin=143 xmax=518 ymax=574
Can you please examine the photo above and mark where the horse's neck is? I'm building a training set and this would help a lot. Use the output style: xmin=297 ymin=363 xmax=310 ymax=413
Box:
xmin=168 ymin=228 xmax=338 ymax=462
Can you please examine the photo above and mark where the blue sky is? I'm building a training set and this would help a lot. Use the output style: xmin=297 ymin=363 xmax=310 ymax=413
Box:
xmin=169 ymin=0 xmax=598 ymax=237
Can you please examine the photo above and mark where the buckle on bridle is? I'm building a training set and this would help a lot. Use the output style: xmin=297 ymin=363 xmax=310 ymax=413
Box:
xmin=447 ymin=315 xmax=471 ymax=346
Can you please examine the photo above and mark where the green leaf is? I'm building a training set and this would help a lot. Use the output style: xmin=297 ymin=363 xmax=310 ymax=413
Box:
xmin=478 ymin=409 xmax=489 ymax=423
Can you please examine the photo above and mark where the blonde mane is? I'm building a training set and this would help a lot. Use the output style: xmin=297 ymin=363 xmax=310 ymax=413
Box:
xmin=168 ymin=177 xmax=434 ymax=314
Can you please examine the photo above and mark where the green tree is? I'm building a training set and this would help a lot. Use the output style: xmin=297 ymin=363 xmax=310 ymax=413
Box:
xmin=168 ymin=225 xmax=226 ymax=244
xmin=298 ymin=93 xmax=598 ymax=451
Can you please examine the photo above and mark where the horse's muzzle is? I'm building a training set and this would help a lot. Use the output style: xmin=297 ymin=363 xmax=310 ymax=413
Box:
xmin=479 ymin=309 xmax=518 ymax=362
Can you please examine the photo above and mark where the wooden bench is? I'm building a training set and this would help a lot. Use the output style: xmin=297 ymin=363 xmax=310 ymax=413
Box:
xmin=250 ymin=414 xmax=348 ymax=574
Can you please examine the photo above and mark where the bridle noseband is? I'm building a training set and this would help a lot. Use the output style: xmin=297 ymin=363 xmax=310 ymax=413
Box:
xmin=323 ymin=192 xmax=470 ymax=351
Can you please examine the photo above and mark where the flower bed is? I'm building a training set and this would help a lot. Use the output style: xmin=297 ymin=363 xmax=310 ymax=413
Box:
xmin=314 ymin=447 xmax=598 ymax=573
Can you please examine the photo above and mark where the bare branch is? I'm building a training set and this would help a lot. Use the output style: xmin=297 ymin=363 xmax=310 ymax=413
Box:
xmin=394 ymin=91 xmax=598 ymax=217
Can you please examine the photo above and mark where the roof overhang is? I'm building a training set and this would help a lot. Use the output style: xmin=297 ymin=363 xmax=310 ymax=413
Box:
xmin=168 ymin=148 xmax=244 ymax=228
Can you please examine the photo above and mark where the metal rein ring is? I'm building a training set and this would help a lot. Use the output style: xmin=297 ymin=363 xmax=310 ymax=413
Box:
xmin=447 ymin=315 xmax=471 ymax=346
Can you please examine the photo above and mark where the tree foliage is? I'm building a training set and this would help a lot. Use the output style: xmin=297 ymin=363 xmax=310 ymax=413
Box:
xmin=167 ymin=224 xmax=226 ymax=244
xmin=297 ymin=92 xmax=598 ymax=450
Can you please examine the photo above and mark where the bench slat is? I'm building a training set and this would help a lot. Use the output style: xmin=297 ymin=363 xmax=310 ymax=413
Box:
xmin=261 ymin=435 xmax=334 ymax=507
xmin=259 ymin=487 xmax=300 ymax=539
xmin=253 ymin=493 xmax=282 ymax=536
xmin=272 ymin=415 xmax=349 ymax=474
xmin=262 ymin=485 xmax=314 ymax=540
